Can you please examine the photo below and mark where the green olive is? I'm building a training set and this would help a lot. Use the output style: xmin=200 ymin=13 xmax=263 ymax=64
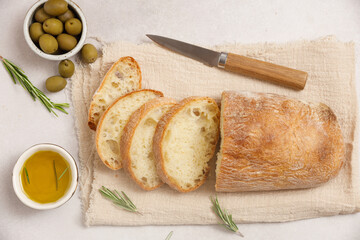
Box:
xmin=44 ymin=0 xmax=68 ymax=16
xmin=58 ymin=9 xmax=75 ymax=22
xmin=43 ymin=18 xmax=63 ymax=35
xmin=29 ymin=22 xmax=44 ymax=43
xmin=46 ymin=76 xmax=67 ymax=92
xmin=81 ymin=44 xmax=98 ymax=63
xmin=65 ymin=18 xmax=82 ymax=36
xmin=58 ymin=59 xmax=75 ymax=78
xmin=57 ymin=33 xmax=77 ymax=51
xmin=34 ymin=8 xmax=51 ymax=23
xmin=39 ymin=34 xmax=58 ymax=54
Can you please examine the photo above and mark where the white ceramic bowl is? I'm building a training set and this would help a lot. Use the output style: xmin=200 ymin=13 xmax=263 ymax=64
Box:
xmin=12 ymin=143 xmax=78 ymax=210
xmin=23 ymin=0 xmax=87 ymax=61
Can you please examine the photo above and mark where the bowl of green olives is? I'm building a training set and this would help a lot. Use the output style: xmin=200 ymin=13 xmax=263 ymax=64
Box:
xmin=24 ymin=0 xmax=87 ymax=61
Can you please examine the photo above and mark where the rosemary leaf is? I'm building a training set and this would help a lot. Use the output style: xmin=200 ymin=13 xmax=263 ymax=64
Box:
xmin=0 ymin=56 xmax=69 ymax=116
xmin=58 ymin=167 xmax=69 ymax=181
xmin=3 ymin=63 xmax=16 ymax=84
xmin=99 ymin=186 xmax=139 ymax=213
xmin=165 ymin=231 xmax=173 ymax=240
xmin=53 ymin=160 xmax=58 ymax=190
xmin=24 ymin=167 xmax=30 ymax=184
xmin=4 ymin=62 xmax=35 ymax=99
xmin=8 ymin=62 xmax=27 ymax=77
xmin=8 ymin=62 xmax=25 ymax=75
xmin=211 ymin=196 xmax=244 ymax=237
xmin=54 ymin=103 xmax=70 ymax=113
xmin=121 ymin=191 xmax=137 ymax=209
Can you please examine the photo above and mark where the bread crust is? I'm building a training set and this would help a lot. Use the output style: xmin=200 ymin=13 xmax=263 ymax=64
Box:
xmin=88 ymin=56 xmax=142 ymax=131
xmin=121 ymin=97 xmax=177 ymax=190
xmin=215 ymin=91 xmax=345 ymax=192
xmin=96 ymin=89 xmax=163 ymax=170
xmin=153 ymin=97 xmax=220 ymax=193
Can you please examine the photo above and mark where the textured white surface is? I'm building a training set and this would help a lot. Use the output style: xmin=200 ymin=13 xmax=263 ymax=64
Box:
xmin=0 ymin=0 xmax=360 ymax=239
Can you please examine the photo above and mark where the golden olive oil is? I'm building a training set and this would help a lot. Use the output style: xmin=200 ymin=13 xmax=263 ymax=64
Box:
xmin=21 ymin=151 xmax=71 ymax=203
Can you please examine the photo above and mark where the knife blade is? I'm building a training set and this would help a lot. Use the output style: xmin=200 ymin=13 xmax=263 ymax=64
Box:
xmin=146 ymin=34 xmax=308 ymax=90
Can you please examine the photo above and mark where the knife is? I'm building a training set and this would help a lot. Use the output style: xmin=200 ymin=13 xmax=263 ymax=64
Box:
xmin=146 ymin=35 xmax=308 ymax=90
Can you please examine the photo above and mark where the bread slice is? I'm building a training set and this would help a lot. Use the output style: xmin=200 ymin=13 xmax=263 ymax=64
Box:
xmin=96 ymin=89 xmax=163 ymax=170
xmin=121 ymin=97 xmax=177 ymax=190
xmin=88 ymin=56 xmax=142 ymax=130
xmin=153 ymin=97 xmax=220 ymax=192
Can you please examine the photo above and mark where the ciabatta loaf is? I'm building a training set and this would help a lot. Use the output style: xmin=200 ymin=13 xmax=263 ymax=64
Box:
xmin=88 ymin=57 xmax=141 ymax=130
xmin=153 ymin=97 xmax=220 ymax=192
xmin=121 ymin=97 xmax=177 ymax=190
xmin=96 ymin=89 xmax=163 ymax=170
xmin=215 ymin=91 xmax=345 ymax=192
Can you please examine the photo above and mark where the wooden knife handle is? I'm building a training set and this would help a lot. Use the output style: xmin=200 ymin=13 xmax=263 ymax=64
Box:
xmin=223 ymin=53 xmax=308 ymax=90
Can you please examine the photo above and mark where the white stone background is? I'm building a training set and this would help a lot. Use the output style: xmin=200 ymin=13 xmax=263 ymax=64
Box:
xmin=0 ymin=0 xmax=360 ymax=239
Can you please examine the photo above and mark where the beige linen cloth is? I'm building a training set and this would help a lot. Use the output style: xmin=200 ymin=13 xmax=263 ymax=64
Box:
xmin=72 ymin=36 xmax=360 ymax=226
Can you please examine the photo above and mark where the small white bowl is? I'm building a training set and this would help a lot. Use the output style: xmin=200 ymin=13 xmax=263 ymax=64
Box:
xmin=23 ymin=0 xmax=87 ymax=61
xmin=12 ymin=143 xmax=78 ymax=210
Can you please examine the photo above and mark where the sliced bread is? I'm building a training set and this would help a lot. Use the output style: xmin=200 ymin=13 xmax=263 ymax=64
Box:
xmin=88 ymin=56 xmax=142 ymax=130
xmin=96 ymin=89 xmax=163 ymax=170
xmin=121 ymin=97 xmax=177 ymax=190
xmin=153 ymin=97 xmax=220 ymax=192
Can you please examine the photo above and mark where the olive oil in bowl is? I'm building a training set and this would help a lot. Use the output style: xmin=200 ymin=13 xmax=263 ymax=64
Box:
xmin=21 ymin=151 xmax=71 ymax=204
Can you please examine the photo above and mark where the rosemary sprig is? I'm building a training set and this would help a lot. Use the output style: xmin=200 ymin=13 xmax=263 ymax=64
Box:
xmin=58 ymin=167 xmax=69 ymax=181
xmin=165 ymin=231 xmax=173 ymax=240
xmin=24 ymin=167 xmax=30 ymax=184
xmin=99 ymin=186 xmax=139 ymax=213
xmin=0 ymin=56 xmax=69 ymax=116
xmin=53 ymin=160 xmax=58 ymax=190
xmin=211 ymin=196 xmax=244 ymax=237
